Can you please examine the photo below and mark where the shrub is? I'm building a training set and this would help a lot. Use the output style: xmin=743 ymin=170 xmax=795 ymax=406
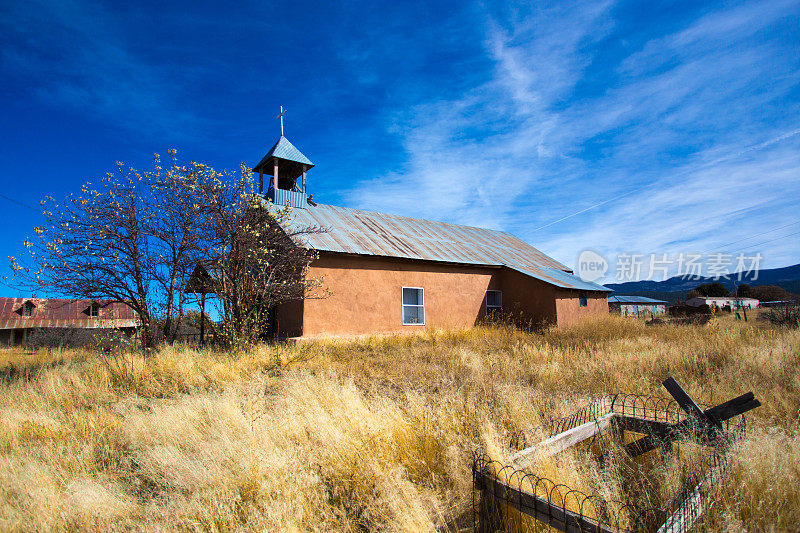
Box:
xmin=89 ymin=330 xmax=136 ymax=354
xmin=745 ymin=284 xmax=794 ymax=302
xmin=669 ymin=304 xmax=711 ymax=317
xmin=27 ymin=328 xmax=98 ymax=350
xmin=692 ymin=282 xmax=731 ymax=297
xmin=763 ymin=302 xmax=800 ymax=328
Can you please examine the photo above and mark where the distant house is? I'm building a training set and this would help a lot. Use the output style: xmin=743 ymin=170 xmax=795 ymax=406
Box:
xmin=685 ymin=296 xmax=758 ymax=309
xmin=0 ymin=298 xmax=139 ymax=346
xmin=195 ymin=132 xmax=611 ymax=339
xmin=608 ymin=295 xmax=667 ymax=316
xmin=760 ymin=300 xmax=796 ymax=308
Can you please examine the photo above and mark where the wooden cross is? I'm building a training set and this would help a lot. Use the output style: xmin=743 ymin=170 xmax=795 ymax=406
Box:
xmin=625 ymin=377 xmax=760 ymax=456
xmin=276 ymin=106 xmax=287 ymax=136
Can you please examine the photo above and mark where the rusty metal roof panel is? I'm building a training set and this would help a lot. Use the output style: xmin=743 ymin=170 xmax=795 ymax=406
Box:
xmin=281 ymin=203 xmax=551 ymax=267
xmin=0 ymin=297 xmax=139 ymax=325
xmin=509 ymin=265 xmax=612 ymax=292
xmin=0 ymin=318 xmax=139 ymax=330
xmin=276 ymin=203 xmax=609 ymax=292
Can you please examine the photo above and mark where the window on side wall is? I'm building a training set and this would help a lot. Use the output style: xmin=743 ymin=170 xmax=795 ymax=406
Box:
xmin=486 ymin=290 xmax=503 ymax=318
xmin=402 ymin=287 xmax=424 ymax=325
xmin=579 ymin=293 xmax=588 ymax=307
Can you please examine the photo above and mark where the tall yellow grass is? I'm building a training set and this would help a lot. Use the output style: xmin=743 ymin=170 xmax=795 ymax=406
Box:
xmin=0 ymin=315 xmax=798 ymax=531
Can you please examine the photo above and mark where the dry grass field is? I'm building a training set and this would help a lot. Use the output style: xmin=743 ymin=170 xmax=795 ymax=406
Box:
xmin=0 ymin=314 xmax=798 ymax=531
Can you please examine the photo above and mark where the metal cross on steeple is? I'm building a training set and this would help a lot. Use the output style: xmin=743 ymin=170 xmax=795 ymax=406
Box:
xmin=276 ymin=106 xmax=287 ymax=136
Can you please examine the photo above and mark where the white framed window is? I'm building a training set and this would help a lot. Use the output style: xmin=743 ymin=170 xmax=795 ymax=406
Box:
xmin=402 ymin=287 xmax=424 ymax=325
xmin=486 ymin=290 xmax=502 ymax=316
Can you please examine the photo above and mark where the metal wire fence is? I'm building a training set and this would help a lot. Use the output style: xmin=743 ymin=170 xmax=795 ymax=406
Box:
xmin=475 ymin=394 xmax=747 ymax=533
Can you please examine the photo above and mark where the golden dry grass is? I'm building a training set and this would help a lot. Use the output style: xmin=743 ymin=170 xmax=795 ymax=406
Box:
xmin=0 ymin=314 xmax=798 ymax=531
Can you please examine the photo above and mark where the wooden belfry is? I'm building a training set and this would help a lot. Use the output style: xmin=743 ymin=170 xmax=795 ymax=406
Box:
xmin=474 ymin=377 xmax=762 ymax=533
xmin=252 ymin=107 xmax=315 ymax=208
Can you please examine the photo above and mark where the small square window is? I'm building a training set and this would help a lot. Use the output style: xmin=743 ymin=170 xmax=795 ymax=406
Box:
xmin=486 ymin=290 xmax=503 ymax=317
xmin=579 ymin=293 xmax=588 ymax=307
xmin=86 ymin=303 xmax=100 ymax=318
xmin=402 ymin=287 xmax=424 ymax=325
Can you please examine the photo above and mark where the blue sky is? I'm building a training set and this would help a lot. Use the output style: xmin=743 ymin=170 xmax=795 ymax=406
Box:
xmin=1 ymin=0 xmax=799 ymax=290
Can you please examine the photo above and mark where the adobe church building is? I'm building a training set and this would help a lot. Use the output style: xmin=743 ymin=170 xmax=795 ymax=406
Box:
xmin=251 ymin=133 xmax=610 ymax=339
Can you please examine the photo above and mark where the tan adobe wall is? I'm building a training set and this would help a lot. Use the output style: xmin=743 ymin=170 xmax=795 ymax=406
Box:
xmin=554 ymin=289 xmax=609 ymax=326
xmin=498 ymin=268 xmax=559 ymax=327
xmin=281 ymin=254 xmax=610 ymax=338
xmin=298 ymin=254 xmax=501 ymax=337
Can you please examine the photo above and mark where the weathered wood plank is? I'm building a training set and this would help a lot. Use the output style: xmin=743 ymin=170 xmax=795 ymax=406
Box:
xmin=625 ymin=377 xmax=761 ymax=457
xmin=663 ymin=377 xmax=715 ymax=428
xmin=614 ymin=416 xmax=671 ymax=436
xmin=626 ymin=389 xmax=759 ymax=457
xmin=656 ymin=480 xmax=703 ymax=533
xmin=509 ymin=413 xmax=615 ymax=469
xmin=707 ymin=394 xmax=760 ymax=423
xmin=625 ymin=422 xmax=703 ymax=457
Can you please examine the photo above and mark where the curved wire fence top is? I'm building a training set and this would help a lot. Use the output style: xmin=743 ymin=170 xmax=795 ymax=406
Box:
xmin=510 ymin=393 xmax=734 ymax=451
xmin=509 ymin=396 xmax=613 ymax=450
xmin=478 ymin=395 xmax=748 ymax=532
xmin=474 ymin=452 xmax=639 ymax=531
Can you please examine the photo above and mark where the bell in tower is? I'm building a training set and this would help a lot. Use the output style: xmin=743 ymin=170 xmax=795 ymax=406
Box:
xmin=252 ymin=107 xmax=314 ymax=209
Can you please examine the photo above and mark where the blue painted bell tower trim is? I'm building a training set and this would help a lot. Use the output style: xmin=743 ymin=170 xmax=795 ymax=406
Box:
xmin=267 ymin=187 xmax=308 ymax=209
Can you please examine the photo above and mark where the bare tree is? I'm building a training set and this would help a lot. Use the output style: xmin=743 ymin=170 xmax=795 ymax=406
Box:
xmin=146 ymin=150 xmax=215 ymax=342
xmin=9 ymin=152 xmax=326 ymax=350
xmin=195 ymin=164 xmax=326 ymax=346
xmin=10 ymin=161 xmax=160 ymax=349
xmin=9 ymin=153 xmax=217 ymax=349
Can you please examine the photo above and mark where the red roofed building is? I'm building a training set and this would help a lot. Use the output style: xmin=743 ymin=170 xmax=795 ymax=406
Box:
xmin=0 ymin=298 xmax=139 ymax=346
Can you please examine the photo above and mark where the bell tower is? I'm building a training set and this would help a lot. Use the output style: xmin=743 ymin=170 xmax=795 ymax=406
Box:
xmin=252 ymin=106 xmax=314 ymax=208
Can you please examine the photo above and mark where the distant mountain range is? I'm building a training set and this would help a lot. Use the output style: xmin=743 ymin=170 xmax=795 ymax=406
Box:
xmin=603 ymin=263 xmax=800 ymax=304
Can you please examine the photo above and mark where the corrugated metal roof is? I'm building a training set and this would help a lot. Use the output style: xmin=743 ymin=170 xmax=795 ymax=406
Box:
xmin=608 ymin=295 xmax=667 ymax=304
xmin=689 ymin=296 xmax=758 ymax=301
xmin=253 ymin=136 xmax=314 ymax=171
xmin=276 ymin=203 xmax=611 ymax=292
xmin=510 ymin=265 xmax=611 ymax=292
xmin=0 ymin=319 xmax=139 ymax=330
xmin=0 ymin=297 xmax=139 ymax=330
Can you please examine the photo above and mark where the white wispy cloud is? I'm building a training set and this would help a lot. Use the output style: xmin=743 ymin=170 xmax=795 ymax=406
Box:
xmin=344 ymin=0 xmax=800 ymax=279
xmin=346 ymin=1 xmax=615 ymax=225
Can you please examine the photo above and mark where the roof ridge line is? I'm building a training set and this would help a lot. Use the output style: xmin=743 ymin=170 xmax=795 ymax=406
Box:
xmin=314 ymin=203 xmax=536 ymax=236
